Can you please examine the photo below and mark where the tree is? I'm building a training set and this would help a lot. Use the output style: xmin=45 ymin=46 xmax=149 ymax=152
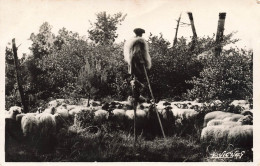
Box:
xmin=29 ymin=22 xmax=55 ymax=59
xmin=185 ymin=48 xmax=253 ymax=101
xmin=88 ymin=12 xmax=127 ymax=45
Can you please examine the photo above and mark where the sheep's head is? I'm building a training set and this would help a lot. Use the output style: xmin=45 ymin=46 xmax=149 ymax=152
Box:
xmin=9 ymin=106 xmax=22 ymax=114
xmin=50 ymin=106 xmax=56 ymax=114
xmin=238 ymin=115 xmax=253 ymax=125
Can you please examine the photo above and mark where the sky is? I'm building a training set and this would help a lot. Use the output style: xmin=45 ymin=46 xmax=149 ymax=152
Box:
xmin=0 ymin=0 xmax=259 ymax=58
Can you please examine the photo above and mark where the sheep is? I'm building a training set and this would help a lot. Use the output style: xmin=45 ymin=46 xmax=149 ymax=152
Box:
xmin=21 ymin=114 xmax=38 ymax=137
xmin=140 ymin=102 xmax=151 ymax=109
xmin=201 ymin=125 xmax=232 ymax=143
xmin=5 ymin=106 xmax=22 ymax=119
xmin=222 ymin=114 xmax=244 ymax=122
xmin=16 ymin=114 xmax=26 ymax=129
xmin=125 ymin=109 xmax=146 ymax=120
xmin=237 ymin=115 xmax=253 ymax=125
xmin=207 ymin=119 xmax=241 ymax=128
xmin=230 ymin=100 xmax=250 ymax=111
xmin=203 ymin=111 xmax=234 ymax=127
xmin=227 ymin=125 xmax=253 ymax=147
xmin=69 ymin=106 xmax=91 ymax=117
xmin=206 ymin=119 xmax=224 ymax=127
xmin=241 ymin=110 xmax=253 ymax=116
xmin=90 ymin=101 xmax=101 ymax=107
xmin=201 ymin=123 xmax=253 ymax=148
xmin=43 ymin=106 xmax=56 ymax=114
xmin=5 ymin=106 xmax=23 ymax=142
xmin=36 ymin=113 xmax=57 ymax=137
xmin=48 ymin=100 xmax=59 ymax=108
xmin=66 ymin=104 xmax=77 ymax=111
xmin=94 ymin=109 xmax=109 ymax=121
xmin=55 ymin=105 xmax=69 ymax=119
xmin=112 ymin=109 xmax=126 ymax=117
xmin=36 ymin=113 xmax=58 ymax=153
xmin=171 ymin=108 xmax=198 ymax=119
xmin=210 ymin=100 xmax=222 ymax=107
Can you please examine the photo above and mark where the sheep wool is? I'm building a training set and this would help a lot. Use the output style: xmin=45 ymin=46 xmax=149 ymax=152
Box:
xmin=55 ymin=105 xmax=69 ymax=119
xmin=227 ymin=125 xmax=253 ymax=147
xmin=125 ymin=109 xmax=146 ymax=119
xmin=94 ymin=109 xmax=109 ymax=120
xmin=171 ymin=109 xmax=197 ymax=119
xmin=21 ymin=114 xmax=38 ymax=137
xmin=207 ymin=119 xmax=224 ymax=127
xmin=201 ymin=125 xmax=230 ymax=143
xmin=37 ymin=113 xmax=56 ymax=137
xmin=43 ymin=106 xmax=56 ymax=115
xmin=238 ymin=115 xmax=253 ymax=125
xmin=222 ymin=114 xmax=244 ymax=122
xmin=5 ymin=106 xmax=22 ymax=119
xmin=203 ymin=111 xmax=233 ymax=127
xmin=112 ymin=109 xmax=126 ymax=117
xmin=124 ymin=36 xmax=151 ymax=75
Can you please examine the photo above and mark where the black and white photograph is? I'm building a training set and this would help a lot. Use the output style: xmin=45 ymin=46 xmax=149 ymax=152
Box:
xmin=0 ymin=0 xmax=259 ymax=164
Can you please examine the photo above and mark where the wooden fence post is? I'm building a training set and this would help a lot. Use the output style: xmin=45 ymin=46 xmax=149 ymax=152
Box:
xmin=12 ymin=38 xmax=28 ymax=113
xmin=187 ymin=12 xmax=197 ymax=50
xmin=173 ymin=13 xmax=182 ymax=46
xmin=215 ymin=13 xmax=226 ymax=56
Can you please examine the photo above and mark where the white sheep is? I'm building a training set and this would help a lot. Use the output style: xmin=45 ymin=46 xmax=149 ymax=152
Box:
xmin=203 ymin=111 xmax=234 ymax=127
xmin=36 ymin=113 xmax=57 ymax=137
xmin=237 ymin=115 xmax=253 ymax=125
xmin=227 ymin=125 xmax=253 ymax=147
xmin=48 ymin=100 xmax=59 ymax=108
xmin=5 ymin=106 xmax=22 ymax=119
xmin=241 ymin=110 xmax=253 ymax=116
xmin=66 ymin=104 xmax=77 ymax=111
xmin=112 ymin=109 xmax=126 ymax=117
xmin=94 ymin=109 xmax=109 ymax=120
xmin=125 ymin=109 xmax=146 ymax=119
xmin=230 ymin=100 xmax=249 ymax=110
xmin=207 ymin=119 xmax=241 ymax=128
xmin=55 ymin=105 xmax=69 ymax=119
xmin=170 ymin=108 xmax=198 ymax=119
xmin=223 ymin=114 xmax=244 ymax=121
xmin=21 ymin=114 xmax=38 ymax=137
xmin=69 ymin=106 xmax=90 ymax=117
xmin=201 ymin=125 xmax=232 ymax=143
xmin=43 ymin=106 xmax=56 ymax=114
xmin=201 ymin=124 xmax=253 ymax=148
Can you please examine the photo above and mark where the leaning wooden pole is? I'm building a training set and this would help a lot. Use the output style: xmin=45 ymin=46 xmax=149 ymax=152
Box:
xmin=173 ymin=13 xmax=182 ymax=46
xmin=187 ymin=12 xmax=197 ymax=39
xmin=215 ymin=13 xmax=226 ymax=56
xmin=143 ymin=65 xmax=166 ymax=139
xmin=187 ymin=12 xmax=197 ymax=50
xmin=12 ymin=38 xmax=28 ymax=113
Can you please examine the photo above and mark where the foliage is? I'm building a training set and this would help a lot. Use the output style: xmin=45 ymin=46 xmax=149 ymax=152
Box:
xmin=5 ymin=13 xmax=252 ymax=110
xmin=88 ymin=12 xmax=127 ymax=45
xmin=185 ymin=48 xmax=253 ymax=101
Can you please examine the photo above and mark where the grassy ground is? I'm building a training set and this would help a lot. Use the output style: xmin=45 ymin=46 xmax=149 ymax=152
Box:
xmin=5 ymin=104 xmax=253 ymax=162
xmin=6 ymin=127 xmax=252 ymax=162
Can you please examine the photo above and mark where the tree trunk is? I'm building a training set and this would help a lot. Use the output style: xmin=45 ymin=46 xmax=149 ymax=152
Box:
xmin=12 ymin=38 xmax=28 ymax=113
xmin=215 ymin=13 xmax=226 ymax=56
xmin=173 ymin=13 xmax=182 ymax=46
xmin=187 ymin=12 xmax=197 ymax=50
xmin=87 ymin=92 xmax=91 ymax=107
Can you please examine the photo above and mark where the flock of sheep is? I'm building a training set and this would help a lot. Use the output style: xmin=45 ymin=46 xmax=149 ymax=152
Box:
xmin=201 ymin=100 xmax=253 ymax=148
xmin=5 ymin=98 xmax=253 ymax=152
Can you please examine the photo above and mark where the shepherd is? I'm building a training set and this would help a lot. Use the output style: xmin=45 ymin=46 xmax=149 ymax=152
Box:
xmin=124 ymin=28 xmax=151 ymax=143
xmin=124 ymin=28 xmax=166 ymax=143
